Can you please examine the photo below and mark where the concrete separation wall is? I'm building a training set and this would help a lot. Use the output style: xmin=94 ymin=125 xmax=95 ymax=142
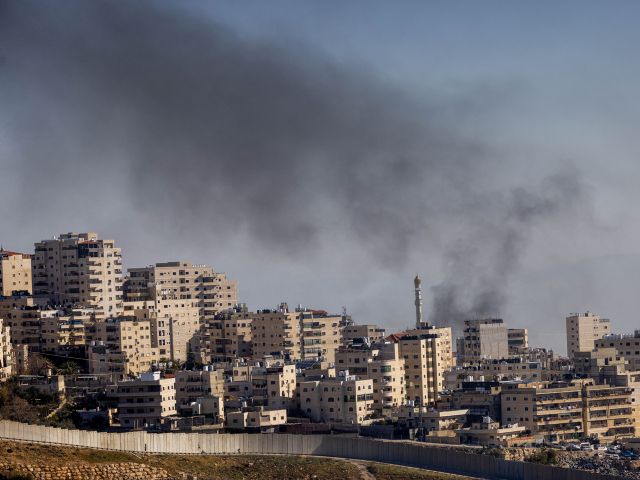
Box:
xmin=0 ymin=421 xmax=621 ymax=480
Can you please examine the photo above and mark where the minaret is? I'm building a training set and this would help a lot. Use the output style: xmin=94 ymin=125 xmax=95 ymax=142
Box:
xmin=414 ymin=274 xmax=423 ymax=328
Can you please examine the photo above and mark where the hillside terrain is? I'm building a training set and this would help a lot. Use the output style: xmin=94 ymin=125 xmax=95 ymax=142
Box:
xmin=0 ymin=440 xmax=473 ymax=480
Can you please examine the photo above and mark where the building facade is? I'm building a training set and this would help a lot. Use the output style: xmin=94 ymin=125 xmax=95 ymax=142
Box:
xmin=566 ymin=312 xmax=611 ymax=359
xmin=32 ymin=232 xmax=123 ymax=319
xmin=0 ymin=249 xmax=32 ymax=296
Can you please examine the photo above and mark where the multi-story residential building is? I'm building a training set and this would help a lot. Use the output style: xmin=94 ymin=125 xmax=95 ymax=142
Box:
xmin=112 ymin=372 xmax=176 ymax=429
xmin=152 ymin=293 xmax=200 ymax=363
xmin=0 ymin=249 xmax=32 ymax=296
xmin=0 ymin=318 xmax=13 ymax=380
xmin=566 ymin=312 xmax=611 ymax=359
xmin=460 ymin=319 xmax=509 ymax=361
xmin=573 ymin=348 xmax=627 ymax=377
xmin=225 ymin=407 xmax=287 ymax=431
xmin=299 ymin=310 xmax=345 ymax=363
xmin=507 ymin=328 xmax=528 ymax=354
xmin=299 ymin=372 xmax=374 ymax=425
xmin=398 ymin=325 xmax=453 ymax=407
xmin=90 ymin=317 xmax=158 ymax=377
xmin=126 ymin=261 xmax=237 ymax=317
xmin=202 ymin=306 xmax=253 ymax=362
xmin=335 ymin=341 xmax=405 ymax=415
xmin=438 ymin=381 xmax=502 ymax=424
xmin=367 ymin=342 xmax=405 ymax=416
xmin=174 ymin=368 xmax=224 ymax=414
xmin=32 ymin=232 xmax=123 ymax=319
xmin=251 ymin=305 xmax=301 ymax=361
xmin=0 ymin=296 xmax=57 ymax=351
xmin=335 ymin=345 xmax=372 ymax=377
xmin=219 ymin=360 xmax=296 ymax=410
xmin=342 ymin=324 xmax=386 ymax=346
xmin=501 ymin=379 xmax=636 ymax=443
xmin=457 ymin=417 xmax=527 ymax=446
xmin=502 ymin=380 xmax=585 ymax=442
xmin=398 ymin=405 xmax=468 ymax=433
xmin=595 ymin=331 xmax=640 ymax=371
xmin=444 ymin=357 xmax=545 ymax=390
xmin=125 ymin=262 xmax=237 ymax=365
xmin=39 ymin=309 xmax=93 ymax=354
xmin=583 ymin=383 xmax=636 ymax=441
xmin=251 ymin=363 xmax=297 ymax=410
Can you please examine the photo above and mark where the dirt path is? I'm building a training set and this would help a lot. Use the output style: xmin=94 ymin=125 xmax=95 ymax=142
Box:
xmin=351 ymin=460 xmax=377 ymax=480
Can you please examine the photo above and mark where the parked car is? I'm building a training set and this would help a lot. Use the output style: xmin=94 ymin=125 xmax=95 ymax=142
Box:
xmin=580 ymin=443 xmax=594 ymax=451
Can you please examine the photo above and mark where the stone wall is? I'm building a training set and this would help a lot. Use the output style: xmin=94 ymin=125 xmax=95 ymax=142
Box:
xmin=0 ymin=461 xmax=177 ymax=480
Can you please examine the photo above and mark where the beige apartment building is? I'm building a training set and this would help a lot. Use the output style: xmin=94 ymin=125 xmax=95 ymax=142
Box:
xmin=398 ymin=325 xmax=454 ymax=407
xmin=342 ymin=324 xmax=386 ymax=346
xmin=457 ymin=417 xmax=527 ymax=447
xmin=595 ymin=331 xmax=640 ymax=371
xmin=299 ymin=373 xmax=375 ymax=425
xmin=438 ymin=383 xmax=503 ymax=422
xmin=0 ymin=318 xmax=13 ymax=380
xmin=251 ymin=363 xmax=297 ymax=410
xmin=225 ymin=407 xmax=287 ymax=431
xmin=153 ymin=295 xmax=200 ymax=363
xmin=39 ymin=309 xmax=93 ymax=354
xmin=460 ymin=319 xmax=509 ymax=361
xmin=251 ymin=305 xmax=301 ymax=361
xmin=445 ymin=357 xmax=545 ymax=390
xmin=124 ymin=294 xmax=200 ymax=363
xmin=335 ymin=345 xmax=372 ymax=377
xmin=508 ymin=328 xmax=528 ymax=354
xmin=127 ymin=261 xmax=237 ymax=317
xmin=501 ymin=379 xmax=636 ymax=443
xmin=174 ymin=368 xmax=224 ymax=414
xmin=112 ymin=372 xmax=176 ymax=429
xmin=219 ymin=360 xmax=296 ymax=410
xmin=0 ymin=249 xmax=32 ymax=296
xmin=300 ymin=310 xmax=344 ymax=363
xmin=91 ymin=317 xmax=159 ymax=377
xmin=0 ymin=296 xmax=58 ymax=351
xmin=200 ymin=307 xmax=253 ymax=362
xmin=336 ymin=342 xmax=404 ymax=416
xmin=573 ymin=348 xmax=627 ymax=377
xmin=32 ymin=232 xmax=123 ymax=319
xmin=367 ymin=342 xmax=405 ymax=416
xmin=566 ymin=312 xmax=611 ymax=359
xmin=126 ymin=262 xmax=237 ymax=363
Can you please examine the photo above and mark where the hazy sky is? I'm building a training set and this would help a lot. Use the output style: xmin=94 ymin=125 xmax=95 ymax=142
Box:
xmin=2 ymin=1 xmax=640 ymax=353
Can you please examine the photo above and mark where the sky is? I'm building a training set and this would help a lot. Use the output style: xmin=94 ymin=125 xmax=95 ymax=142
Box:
xmin=2 ymin=1 xmax=640 ymax=353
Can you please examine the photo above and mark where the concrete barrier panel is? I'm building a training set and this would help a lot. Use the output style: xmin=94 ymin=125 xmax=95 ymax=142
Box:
xmin=0 ymin=421 xmax=627 ymax=480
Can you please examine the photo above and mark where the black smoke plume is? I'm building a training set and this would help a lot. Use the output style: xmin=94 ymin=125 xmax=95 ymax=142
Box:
xmin=0 ymin=0 xmax=590 ymax=331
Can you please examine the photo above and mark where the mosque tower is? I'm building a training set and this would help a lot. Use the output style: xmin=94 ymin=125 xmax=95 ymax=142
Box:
xmin=414 ymin=274 xmax=423 ymax=328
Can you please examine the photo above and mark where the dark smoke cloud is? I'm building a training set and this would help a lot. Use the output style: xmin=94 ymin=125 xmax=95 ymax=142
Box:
xmin=429 ymin=169 xmax=587 ymax=330
xmin=0 ymin=0 xmax=590 ymax=331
